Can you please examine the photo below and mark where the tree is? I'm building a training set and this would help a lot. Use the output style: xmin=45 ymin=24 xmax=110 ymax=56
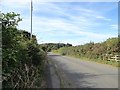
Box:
xmin=2 ymin=12 xmax=46 ymax=88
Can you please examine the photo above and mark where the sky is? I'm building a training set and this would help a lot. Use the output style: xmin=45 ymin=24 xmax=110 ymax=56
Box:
xmin=0 ymin=0 xmax=119 ymax=46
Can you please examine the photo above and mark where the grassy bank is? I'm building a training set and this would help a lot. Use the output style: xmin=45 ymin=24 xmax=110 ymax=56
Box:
xmin=52 ymin=51 xmax=119 ymax=67
xmin=52 ymin=37 xmax=119 ymax=67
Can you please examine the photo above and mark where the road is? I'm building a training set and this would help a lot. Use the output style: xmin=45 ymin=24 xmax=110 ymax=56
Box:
xmin=47 ymin=52 xmax=119 ymax=88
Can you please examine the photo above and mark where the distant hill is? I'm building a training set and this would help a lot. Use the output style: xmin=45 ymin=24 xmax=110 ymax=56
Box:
xmin=39 ymin=43 xmax=72 ymax=52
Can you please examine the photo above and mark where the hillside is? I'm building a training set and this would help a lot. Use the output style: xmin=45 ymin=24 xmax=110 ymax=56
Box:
xmin=53 ymin=37 xmax=119 ymax=66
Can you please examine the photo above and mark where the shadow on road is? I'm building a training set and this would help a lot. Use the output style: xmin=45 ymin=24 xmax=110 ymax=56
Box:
xmin=45 ymin=59 xmax=60 ymax=88
xmin=47 ymin=53 xmax=118 ymax=88
xmin=51 ymin=61 xmax=117 ymax=88
xmin=54 ymin=63 xmax=96 ymax=88
xmin=45 ymin=61 xmax=52 ymax=88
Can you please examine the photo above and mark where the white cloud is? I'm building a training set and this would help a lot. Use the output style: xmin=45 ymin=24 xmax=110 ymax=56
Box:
xmin=111 ymin=24 xmax=118 ymax=29
xmin=1 ymin=1 xmax=117 ymax=45
xmin=96 ymin=16 xmax=111 ymax=21
xmin=21 ymin=3 xmax=116 ymax=45
xmin=30 ymin=15 xmax=114 ymax=41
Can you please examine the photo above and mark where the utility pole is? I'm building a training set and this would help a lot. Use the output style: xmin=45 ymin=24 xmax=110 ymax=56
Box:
xmin=30 ymin=0 xmax=33 ymax=39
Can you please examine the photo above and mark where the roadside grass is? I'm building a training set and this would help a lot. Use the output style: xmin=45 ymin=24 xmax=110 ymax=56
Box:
xmin=34 ymin=60 xmax=47 ymax=88
xmin=79 ymin=57 xmax=119 ymax=67
xmin=52 ymin=52 xmax=120 ymax=67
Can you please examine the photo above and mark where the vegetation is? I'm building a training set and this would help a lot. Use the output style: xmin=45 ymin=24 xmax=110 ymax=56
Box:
xmin=2 ymin=12 xmax=46 ymax=88
xmin=40 ymin=43 xmax=72 ymax=52
xmin=53 ymin=38 xmax=120 ymax=67
xmin=1 ymin=12 xmax=119 ymax=88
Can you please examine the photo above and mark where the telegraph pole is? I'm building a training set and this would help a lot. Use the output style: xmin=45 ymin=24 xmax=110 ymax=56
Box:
xmin=30 ymin=0 xmax=33 ymax=39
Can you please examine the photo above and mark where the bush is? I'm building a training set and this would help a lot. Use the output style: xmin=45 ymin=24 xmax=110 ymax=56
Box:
xmin=2 ymin=12 xmax=46 ymax=88
xmin=54 ymin=38 xmax=118 ymax=66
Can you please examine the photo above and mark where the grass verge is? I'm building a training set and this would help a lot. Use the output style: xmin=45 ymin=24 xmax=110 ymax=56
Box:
xmin=52 ymin=52 xmax=120 ymax=67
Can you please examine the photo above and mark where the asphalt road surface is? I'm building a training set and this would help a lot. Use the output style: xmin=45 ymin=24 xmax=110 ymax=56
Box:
xmin=47 ymin=52 xmax=119 ymax=88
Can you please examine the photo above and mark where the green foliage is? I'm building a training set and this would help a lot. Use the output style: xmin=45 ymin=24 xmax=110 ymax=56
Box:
xmin=40 ymin=43 xmax=72 ymax=52
xmin=2 ymin=12 xmax=22 ymax=28
xmin=54 ymin=38 xmax=119 ymax=66
xmin=2 ymin=12 xmax=46 ymax=88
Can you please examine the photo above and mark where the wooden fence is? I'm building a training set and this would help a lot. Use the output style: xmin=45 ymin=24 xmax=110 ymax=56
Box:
xmin=108 ymin=55 xmax=120 ymax=62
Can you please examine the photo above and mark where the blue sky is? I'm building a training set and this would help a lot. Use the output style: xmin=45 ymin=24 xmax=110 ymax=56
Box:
xmin=0 ymin=0 xmax=118 ymax=45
